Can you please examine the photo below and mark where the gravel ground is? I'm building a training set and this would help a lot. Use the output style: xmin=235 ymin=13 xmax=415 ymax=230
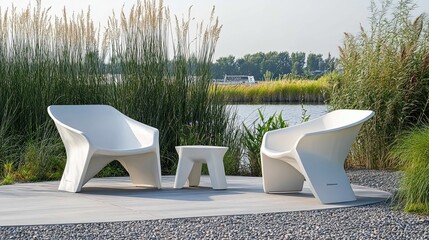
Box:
xmin=1 ymin=170 xmax=428 ymax=240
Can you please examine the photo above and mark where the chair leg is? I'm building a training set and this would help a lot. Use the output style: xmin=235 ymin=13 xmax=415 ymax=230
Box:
xmin=295 ymin=129 xmax=359 ymax=203
xmin=58 ymin=148 xmax=94 ymax=193
xmin=174 ymin=157 xmax=194 ymax=189
xmin=298 ymin=158 xmax=356 ymax=204
xmin=188 ymin=162 xmax=202 ymax=187
xmin=261 ymin=153 xmax=305 ymax=193
xmin=119 ymin=151 xmax=162 ymax=189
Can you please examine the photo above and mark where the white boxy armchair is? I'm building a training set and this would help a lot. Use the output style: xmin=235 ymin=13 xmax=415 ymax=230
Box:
xmin=48 ymin=105 xmax=162 ymax=193
xmin=261 ymin=109 xmax=374 ymax=204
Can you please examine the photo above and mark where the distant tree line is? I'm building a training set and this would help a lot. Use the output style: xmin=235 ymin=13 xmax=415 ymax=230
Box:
xmin=211 ymin=51 xmax=337 ymax=80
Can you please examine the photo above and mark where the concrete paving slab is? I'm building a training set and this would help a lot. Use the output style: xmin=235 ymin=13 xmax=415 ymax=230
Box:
xmin=0 ymin=176 xmax=390 ymax=226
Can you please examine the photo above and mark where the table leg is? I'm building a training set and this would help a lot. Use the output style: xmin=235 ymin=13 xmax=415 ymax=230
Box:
xmin=174 ymin=157 xmax=194 ymax=189
xmin=207 ymin=157 xmax=227 ymax=189
xmin=188 ymin=162 xmax=202 ymax=187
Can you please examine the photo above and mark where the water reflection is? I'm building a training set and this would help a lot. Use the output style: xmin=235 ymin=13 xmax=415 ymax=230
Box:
xmin=228 ymin=104 xmax=329 ymax=127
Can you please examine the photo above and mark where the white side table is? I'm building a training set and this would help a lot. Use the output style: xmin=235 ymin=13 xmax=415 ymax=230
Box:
xmin=174 ymin=145 xmax=228 ymax=190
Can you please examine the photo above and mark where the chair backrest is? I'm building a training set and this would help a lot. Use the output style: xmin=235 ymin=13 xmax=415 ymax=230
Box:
xmin=319 ymin=109 xmax=374 ymax=131
xmin=48 ymin=105 xmax=141 ymax=149
xmin=292 ymin=109 xmax=373 ymax=132
xmin=263 ymin=109 xmax=374 ymax=152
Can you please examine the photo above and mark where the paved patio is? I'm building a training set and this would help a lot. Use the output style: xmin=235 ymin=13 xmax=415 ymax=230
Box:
xmin=0 ymin=176 xmax=390 ymax=227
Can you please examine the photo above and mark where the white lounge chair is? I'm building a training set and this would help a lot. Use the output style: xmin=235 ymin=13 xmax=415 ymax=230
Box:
xmin=260 ymin=109 xmax=374 ymax=204
xmin=48 ymin=105 xmax=162 ymax=193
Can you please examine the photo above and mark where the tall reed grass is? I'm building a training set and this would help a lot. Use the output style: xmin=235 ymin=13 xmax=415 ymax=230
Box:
xmin=0 ymin=0 xmax=242 ymax=182
xmin=330 ymin=0 xmax=429 ymax=169
xmin=216 ymin=78 xmax=330 ymax=104
xmin=0 ymin=2 xmax=107 ymax=181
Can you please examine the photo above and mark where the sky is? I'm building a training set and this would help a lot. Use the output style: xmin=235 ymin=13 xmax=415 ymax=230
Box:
xmin=1 ymin=0 xmax=428 ymax=60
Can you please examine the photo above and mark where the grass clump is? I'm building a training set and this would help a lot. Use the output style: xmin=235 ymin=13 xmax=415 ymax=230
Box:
xmin=391 ymin=126 xmax=429 ymax=214
xmin=16 ymin=137 xmax=65 ymax=182
xmin=330 ymin=0 xmax=429 ymax=168
xmin=1 ymin=162 xmax=15 ymax=185
xmin=216 ymin=78 xmax=329 ymax=104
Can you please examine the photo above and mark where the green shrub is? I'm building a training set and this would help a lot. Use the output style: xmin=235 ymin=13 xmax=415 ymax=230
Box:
xmin=391 ymin=126 xmax=429 ymax=214
xmin=330 ymin=0 xmax=429 ymax=168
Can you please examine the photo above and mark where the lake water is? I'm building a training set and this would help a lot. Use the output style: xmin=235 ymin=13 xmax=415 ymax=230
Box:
xmin=228 ymin=104 xmax=329 ymax=127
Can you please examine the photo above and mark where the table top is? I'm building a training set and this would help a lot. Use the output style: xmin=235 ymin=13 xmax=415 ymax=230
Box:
xmin=175 ymin=145 xmax=228 ymax=150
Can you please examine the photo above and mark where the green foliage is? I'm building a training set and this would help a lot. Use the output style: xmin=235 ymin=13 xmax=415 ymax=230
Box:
xmin=179 ymin=122 xmax=209 ymax=146
xmin=391 ymin=126 xmax=429 ymax=214
xmin=291 ymin=52 xmax=306 ymax=75
xmin=211 ymin=51 xmax=337 ymax=80
xmin=222 ymin=126 xmax=243 ymax=175
xmin=330 ymin=0 xmax=429 ymax=169
xmin=300 ymin=104 xmax=310 ymax=123
xmin=263 ymin=70 xmax=273 ymax=81
xmin=96 ymin=161 xmax=127 ymax=178
xmin=240 ymin=106 xmax=307 ymax=176
xmin=0 ymin=125 xmax=66 ymax=184
xmin=306 ymin=54 xmax=322 ymax=73
xmin=0 ymin=0 xmax=242 ymax=183
xmin=1 ymin=175 xmax=15 ymax=185
xmin=0 ymin=102 xmax=19 ymax=171
xmin=317 ymin=71 xmax=342 ymax=84
xmin=242 ymin=109 xmax=288 ymax=176
xmin=1 ymin=162 xmax=15 ymax=185
xmin=6 ymin=124 xmax=66 ymax=183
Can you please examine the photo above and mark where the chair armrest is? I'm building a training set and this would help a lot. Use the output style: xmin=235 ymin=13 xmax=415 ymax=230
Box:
xmin=295 ymin=123 xmax=363 ymax=166
xmin=125 ymin=117 xmax=159 ymax=147
xmin=262 ymin=122 xmax=315 ymax=153
xmin=52 ymin=121 xmax=92 ymax=152
xmin=48 ymin=108 xmax=94 ymax=151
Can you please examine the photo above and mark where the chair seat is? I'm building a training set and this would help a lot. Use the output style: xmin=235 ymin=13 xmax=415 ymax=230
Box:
xmin=262 ymin=148 xmax=293 ymax=159
xmin=95 ymin=145 xmax=155 ymax=156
